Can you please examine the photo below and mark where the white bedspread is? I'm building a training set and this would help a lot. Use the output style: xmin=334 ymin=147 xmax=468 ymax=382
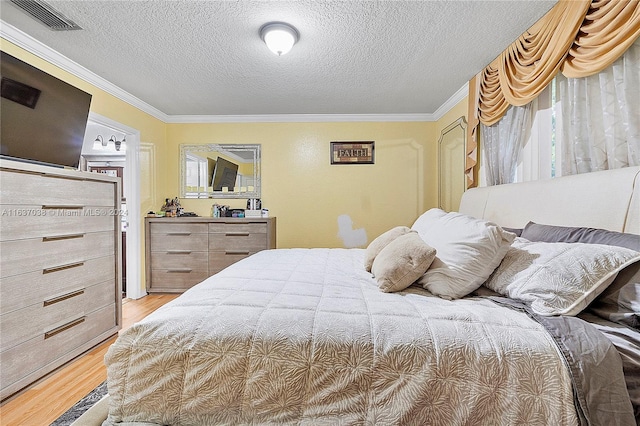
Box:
xmin=104 ymin=248 xmax=579 ymax=425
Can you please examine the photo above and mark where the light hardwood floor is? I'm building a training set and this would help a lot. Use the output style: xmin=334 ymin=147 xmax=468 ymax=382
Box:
xmin=0 ymin=294 xmax=179 ymax=426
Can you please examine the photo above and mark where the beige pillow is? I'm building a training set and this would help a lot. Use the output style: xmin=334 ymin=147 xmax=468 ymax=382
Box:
xmin=364 ymin=226 xmax=412 ymax=272
xmin=372 ymin=232 xmax=437 ymax=293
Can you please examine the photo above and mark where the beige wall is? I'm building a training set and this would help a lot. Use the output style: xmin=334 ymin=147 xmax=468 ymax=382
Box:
xmin=166 ymin=122 xmax=438 ymax=248
xmin=436 ymin=96 xmax=469 ymax=137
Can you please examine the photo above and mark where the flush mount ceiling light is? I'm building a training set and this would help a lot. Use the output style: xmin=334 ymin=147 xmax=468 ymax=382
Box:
xmin=260 ymin=22 xmax=299 ymax=56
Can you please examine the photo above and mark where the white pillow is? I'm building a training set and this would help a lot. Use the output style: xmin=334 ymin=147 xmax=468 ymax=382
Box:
xmin=411 ymin=208 xmax=516 ymax=299
xmin=485 ymin=238 xmax=640 ymax=316
xmin=371 ymin=232 xmax=437 ymax=293
xmin=364 ymin=226 xmax=412 ymax=272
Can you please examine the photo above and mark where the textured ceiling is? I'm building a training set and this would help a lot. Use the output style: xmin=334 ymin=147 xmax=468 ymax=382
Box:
xmin=1 ymin=0 xmax=556 ymax=118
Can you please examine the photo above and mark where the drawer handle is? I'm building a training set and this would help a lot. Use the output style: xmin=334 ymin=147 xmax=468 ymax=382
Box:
xmin=167 ymin=268 xmax=192 ymax=273
xmin=225 ymin=251 xmax=250 ymax=255
xmin=44 ymin=317 xmax=85 ymax=339
xmin=42 ymin=205 xmax=84 ymax=210
xmin=42 ymin=233 xmax=85 ymax=242
xmin=225 ymin=232 xmax=250 ymax=237
xmin=166 ymin=250 xmax=192 ymax=254
xmin=44 ymin=289 xmax=85 ymax=306
xmin=43 ymin=261 xmax=85 ymax=274
xmin=167 ymin=232 xmax=191 ymax=236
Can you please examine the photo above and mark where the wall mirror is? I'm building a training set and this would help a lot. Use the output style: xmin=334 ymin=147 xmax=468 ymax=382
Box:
xmin=438 ymin=117 xmax=467 ymax=212
xmin=180 ymin=144 xmax=261 ymax=199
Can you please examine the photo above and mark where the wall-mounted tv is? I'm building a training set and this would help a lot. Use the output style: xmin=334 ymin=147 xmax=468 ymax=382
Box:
xmin=211 ymin=156 xmax=238 ymax=191
xmin=1 ymin=51 xmax=92 ymax=169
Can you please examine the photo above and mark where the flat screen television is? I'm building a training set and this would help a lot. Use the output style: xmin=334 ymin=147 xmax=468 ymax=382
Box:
xmin=1 ymin=51 xmax=92 ymax=169
xmin=211 ymin=156 xmax=238 ymax=191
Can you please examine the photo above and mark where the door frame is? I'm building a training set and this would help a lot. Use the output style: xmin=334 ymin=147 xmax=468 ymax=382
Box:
xmin=88 ymin=112 xmax=146 ymax=299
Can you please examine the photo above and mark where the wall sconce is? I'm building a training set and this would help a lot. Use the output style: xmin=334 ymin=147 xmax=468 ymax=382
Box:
xmin=116 ymin=137 xmax=125 ymax=152
xmin=109 ymin=135 xmax=126 ymax=152
xmin=93 ymin=135 xmax=107 ymax=150
xmin=260 ymin=22 xmax=299 ymax=56
xmin=93 ymin=134 xmax=126 ymax=152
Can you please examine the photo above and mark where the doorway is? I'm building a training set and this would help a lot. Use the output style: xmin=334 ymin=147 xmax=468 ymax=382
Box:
xmin=81 ymin=113 xmax=145 ymax=300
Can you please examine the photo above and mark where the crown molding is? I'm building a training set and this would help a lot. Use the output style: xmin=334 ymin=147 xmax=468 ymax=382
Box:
xmin=165 ymin=113 xmax=436 ymax=123
xmin=2 ymin=20 xmax=466 ymax=124
xmin=1 ymin=20 xmax=170 ymax=122
xmin=431 ymin=81 xmax=469 ymax=121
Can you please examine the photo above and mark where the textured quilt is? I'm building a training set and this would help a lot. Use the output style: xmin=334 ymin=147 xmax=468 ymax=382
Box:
xmin=104 ymin=248 xmax=581 ymax=425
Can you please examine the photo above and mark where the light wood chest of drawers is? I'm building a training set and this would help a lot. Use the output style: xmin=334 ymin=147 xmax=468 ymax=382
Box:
xmin=145 ymin=217 xmax=276 ymax=292
xmin=0 ymin=159 xmax=122 ymax=402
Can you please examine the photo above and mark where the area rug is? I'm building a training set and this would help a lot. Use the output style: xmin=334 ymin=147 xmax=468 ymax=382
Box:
xmin=51 ymin=381 xmax=108 ymax=425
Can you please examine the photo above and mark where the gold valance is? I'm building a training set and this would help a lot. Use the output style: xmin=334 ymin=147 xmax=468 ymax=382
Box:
xmin=473 ymin=0 xmax=640 ymax=126
xmin=562 ymin=0 xmax=640 ymax=77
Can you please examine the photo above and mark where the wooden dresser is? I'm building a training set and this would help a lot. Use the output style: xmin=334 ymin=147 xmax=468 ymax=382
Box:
xmin=0 ymin=159 xmax=122 ymax=402
xmin=145 ymin=217 xmax=276 ymax=292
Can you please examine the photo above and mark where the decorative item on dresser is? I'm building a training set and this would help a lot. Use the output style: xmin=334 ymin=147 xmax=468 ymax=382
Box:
xmin=145 ymin=217 xmax=276 ymax=292
xmin=0 ymin=159 xmax=122 ymax=402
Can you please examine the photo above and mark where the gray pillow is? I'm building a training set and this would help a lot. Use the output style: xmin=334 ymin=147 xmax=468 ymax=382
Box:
xmin=502 ymin=227 xmax=523 ymax=237
xmin=520 ymin=221 xmax=640 ymax=329
xmin=590 ymin=262 xmax=640 ymax=329
xmin=521 ymin=221 xmax=640 ymax=251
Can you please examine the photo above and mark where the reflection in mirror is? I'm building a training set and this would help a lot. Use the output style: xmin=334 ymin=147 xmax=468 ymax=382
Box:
xmin=180 ymin=144 xmax=261 ymax=199
xmin=438 ymin=117 xmax=467 ymax=212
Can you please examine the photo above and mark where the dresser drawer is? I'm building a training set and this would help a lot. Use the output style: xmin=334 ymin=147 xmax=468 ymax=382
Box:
xmin=149 ymin=269 xmax=210 ymax=291
xmin=0 ymin=231 xmax=115 ymax=279
xmin=150 ymin=232 xmax=208 ymax=252
xmin=150 ymin=251 xmax=208 ymax=270
xmin=1 ymin=282 xmax=114 ymax=352
xmin=0 ymin=206 xmax=115 ymax=241
xmin=0 ymin=171 xmax=115 ymax=207
xmin=1 ymin=256 xmax=115 ymax=314
xmin=208 ymin=232 xmax=267 ymax=252
xmin=150 ymin=223 xmax=207 ymax=235
xmin=208 ymin=252 xmax=256 ymax=275
xmin=0 ymin=304 xmax=116 ymax=390
xmin=208 ymin=222 xmax=266 ymax=234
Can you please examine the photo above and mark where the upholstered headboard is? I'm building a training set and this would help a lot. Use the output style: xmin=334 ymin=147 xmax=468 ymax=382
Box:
xmin=459 ymin=166 xmax=640 ymax=235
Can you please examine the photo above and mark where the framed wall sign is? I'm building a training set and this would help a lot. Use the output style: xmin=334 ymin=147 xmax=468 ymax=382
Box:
xmin=330 ymin=141 xmax=375 ymax=164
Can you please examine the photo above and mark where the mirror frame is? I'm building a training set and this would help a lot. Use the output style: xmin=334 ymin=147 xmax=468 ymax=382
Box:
xmin=180 ymin=143 xmax=261 ymax=199
xmin=438 ymin=117 xmax=467 ymax=211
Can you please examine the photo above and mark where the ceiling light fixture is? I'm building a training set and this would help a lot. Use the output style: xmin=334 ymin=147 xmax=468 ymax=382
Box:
xmin=260 ymin=22 xmax=299 ymax=56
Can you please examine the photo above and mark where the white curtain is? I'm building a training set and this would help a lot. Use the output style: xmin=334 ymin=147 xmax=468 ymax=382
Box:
xmin=481 ymin=103 xmax=533 ymax=185
xmin=556 ymin=37 xmax=640 ymax=175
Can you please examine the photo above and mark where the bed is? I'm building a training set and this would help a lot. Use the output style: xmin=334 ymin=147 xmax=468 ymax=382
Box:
xmin=104 ymin=166 xmax=640 ymax=425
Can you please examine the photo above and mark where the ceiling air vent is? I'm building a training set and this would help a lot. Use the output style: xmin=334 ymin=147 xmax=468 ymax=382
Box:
xmin=10 ymin=0 xmax=82 ymax=31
